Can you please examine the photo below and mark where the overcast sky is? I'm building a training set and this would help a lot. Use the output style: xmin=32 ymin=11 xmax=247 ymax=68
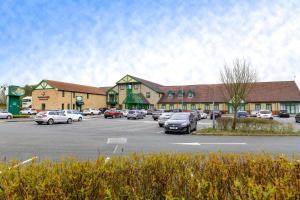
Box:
xmin=0 ymin=0 xmax=299 ymax=87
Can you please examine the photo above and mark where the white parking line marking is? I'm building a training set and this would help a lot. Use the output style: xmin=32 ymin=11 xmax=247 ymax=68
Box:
xmin=0 ymin=156 xmax=39 ymax=173
xmin=107 ymin=138 xmax=127 ymax=144
xmin=172 ymin=142 xmax=247 ymax=146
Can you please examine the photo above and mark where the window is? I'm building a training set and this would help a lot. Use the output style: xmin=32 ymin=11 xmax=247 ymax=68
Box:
xmin=67 ymin=104 xmax=70 ymax=109
xmin=255 ymin=104 xmax=261 ymax=111
xmin=266 ymin=104 xmax=272 ymax=111
xmin=134 ymin=84 xmax=139 ymax=90
xmin=177 ymin=90 xmax=184 ymax=97
xmin=62 ymin=104 xmax=64 ymax=110
xmin=214 ymin=103 xmax=219 ymax=111
xmin=204 ymin=104 xmax=210 ymax=111
xmin=73 ymin=104 xmax=75 ymax=109
xmin=120 ymin=85 xmax=125 ymax=90
xmin=182 ymin=104 xmax=187 ymax=110
xmin=170 ymin=104 xmax=174 ymax=110
xmin=127 ymin=84 xmax=132 ymax=89
xmin=188 ymin=90 xmax=194 ymax=98
xmin=167 ymin=91 xmax=174 ymax=98
xmin=162 ymin=104 xmax=166 ymax=109
xmin=62 ymin=91 xmax=65 ymax=97
xmin=73 ymin=92 xmax=75 ymax=98
xmin=191 ymin=104 xmax=196 ymax=110
xmin=87 ymin=93 xmax=89 ymax=99
xmin=146 ymin=92 xmax=150 ymax=98
xmin=42 ymin=103 xmax=46 ymax=110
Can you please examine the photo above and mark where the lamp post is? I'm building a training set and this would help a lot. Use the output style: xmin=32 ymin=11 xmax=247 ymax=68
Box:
xmin=212 ymin=85 xmax=216 ymax=129
xmin=181 ymin=86 xmax=183 ymax=110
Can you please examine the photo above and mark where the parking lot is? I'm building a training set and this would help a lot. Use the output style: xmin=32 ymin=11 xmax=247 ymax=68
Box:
xmin=0 ymin=115 xmax=300 ymax=161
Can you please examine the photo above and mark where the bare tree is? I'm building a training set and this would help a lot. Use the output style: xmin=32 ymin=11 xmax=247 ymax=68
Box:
xmin=0 ymin=85 xmax=7 ymax=106
xmin=220 ymin=59 xmax=257 ymax=130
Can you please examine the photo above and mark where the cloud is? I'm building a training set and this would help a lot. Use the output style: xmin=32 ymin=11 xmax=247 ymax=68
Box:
xmin=0 ymin=0 xmax=300 ymax=88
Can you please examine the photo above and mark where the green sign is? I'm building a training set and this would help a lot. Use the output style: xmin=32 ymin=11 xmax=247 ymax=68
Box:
xmin=76 ymin=96 xmax=84 ymax=106
xmin=7 ymin=86 xmax=25 ymax=97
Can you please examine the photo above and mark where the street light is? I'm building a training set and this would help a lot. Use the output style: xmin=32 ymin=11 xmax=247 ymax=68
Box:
xmin=212 ymin=85 xmax=216 ymax=129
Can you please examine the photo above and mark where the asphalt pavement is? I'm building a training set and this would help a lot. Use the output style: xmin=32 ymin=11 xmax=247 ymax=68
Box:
xmin=0 ymin=115 xmax=300 ymax=161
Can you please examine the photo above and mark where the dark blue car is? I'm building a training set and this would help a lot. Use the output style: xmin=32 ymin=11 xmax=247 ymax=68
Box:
xmin=237 ymin=111 xmax=249 ymax=118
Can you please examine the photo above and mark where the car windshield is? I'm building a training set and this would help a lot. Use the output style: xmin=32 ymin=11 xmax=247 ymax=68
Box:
xmin=128 ymin=111 xmax=135 ymax=114
xmin=170 ymin=114 xmax=189 ymax=120
xmin=260 ymin=111 xmax=271 ymax=114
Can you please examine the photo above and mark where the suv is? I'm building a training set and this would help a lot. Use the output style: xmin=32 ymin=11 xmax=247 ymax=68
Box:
xmin=127 ymin=110 xmax=144 ymax=120
xmin=278 ymin=110 xmax=290 ymax=118
xmin=82 ymin=108 xmax=100 ymax=115
xmin=20 ymin=108 xmax=37 ymax=115
xmin=35 ymin=111 xmax=73 ymax=125
xmin=62 ymin=110 xmax=83 ymax=121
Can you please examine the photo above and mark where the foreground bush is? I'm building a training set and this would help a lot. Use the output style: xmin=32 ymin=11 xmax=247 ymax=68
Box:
xmin=216 ymin=117 xmax=293 ymax=133
xmin=0 ymin=153 xmax=299 ymax=199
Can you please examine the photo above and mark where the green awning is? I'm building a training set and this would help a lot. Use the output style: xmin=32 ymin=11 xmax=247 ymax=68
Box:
xmin=123 ymin=93 xmax=149 ymax=105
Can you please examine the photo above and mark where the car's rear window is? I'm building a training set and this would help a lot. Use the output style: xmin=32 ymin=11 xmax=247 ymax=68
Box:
xmin=129 ymin=111 xmax=135 ymax=114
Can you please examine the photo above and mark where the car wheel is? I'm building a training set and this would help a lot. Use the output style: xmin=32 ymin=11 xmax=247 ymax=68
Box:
xmin=105 ymin=116 xmax=107 ymax=119
xmin=186 ymin=126 xmax=191 ymax=134
xmin=6 ymin=115 xmax=12 ymax=119
xmin=67 ymin=118 xmax=73 ymax=124
xmin=47 ymin=119 xmax=54 ymax=125
xmin=164 ymin=130 xmax=169 ymax=134
xmin=78 ymin=117 xmax=82 ymax=122
xmin=28 ymin=112 xmax=30 ymax=115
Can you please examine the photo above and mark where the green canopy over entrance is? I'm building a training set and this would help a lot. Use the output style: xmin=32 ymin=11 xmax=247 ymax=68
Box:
xmin=123 ymin=93 xmax=149 ymax=109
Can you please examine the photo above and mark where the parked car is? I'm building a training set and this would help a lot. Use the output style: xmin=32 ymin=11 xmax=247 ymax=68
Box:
xmin=237 ymin=111 xmax=249 ymax=118
xmin=198 ymin=110 xmax=208 ymax=119
xmin=82 ymin=108 xmax=101 ymax=115
xmin=278 ymin=110 xmax=290 ymax=118
xmin=121 ymin=109 xmax=129 ymax=117
xmin=158 ymin=112 xmax=173 ymax=127
xmin=250 ymin=110 xmax=258 ymax=117
xmin=140 ymin=109 xmax=147 ymax=117
xmin=295 ymin=113 xmax=300 ymax=123
xmin=164 ymin=112 xmax=197 ymax=134
xmin=35 ymin=110 xmax=73 ymax=125
xmin=104 ymin=109 xmax=123 ymax=118
xmin=127 ymin=110 xmax=144 ymax=120
xmin=0 ymin=111 xmax=13 ymax=119
xmin=20 ymin=108 xmax=38 ymax=115
xmin=210 ymin=111 xmax=222 ymax=120
xmin=147 ymin=109 xmax=154 ymax=115
xmin=191 ymin=110 xmax=200 ymax=121
xmin=152 ymin=109 xmax=165 ymax=120
xmin=258 ymin=110 xmax=273 ymax=119
xmin=62 ymin=110 xmax=83 ymax=121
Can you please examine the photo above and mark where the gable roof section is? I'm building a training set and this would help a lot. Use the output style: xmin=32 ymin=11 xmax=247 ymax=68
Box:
xmin=116 ymin=75 xmax=163 ymax=93
xmin=158 ymin=81 xmax=300 ymax=103
xmin=42 ymin=80 xmax=106 ymax=95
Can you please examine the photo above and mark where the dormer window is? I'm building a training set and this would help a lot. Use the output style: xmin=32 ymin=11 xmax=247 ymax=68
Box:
xmin=187 ymin=90 xmax=194 ymax=98
xmin=177 ymin=90 xmax=184 ymax=97
xmin=167 ymin=90 xmax=174 ymax=98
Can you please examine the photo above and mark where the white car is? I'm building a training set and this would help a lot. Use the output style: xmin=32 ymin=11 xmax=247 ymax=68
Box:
xmin=121 ymin=109 xmax=129 ymax=117
xmin=82 ymin=108 xmax=100 ymax=115
xmin=20 ymin=108 xmax=38 ymax=115
xmin=0 ymin=111 xmax=13 ymax=119
xmin=158 ymin=112 xmax=173 ymax=127
xmin=199 ymin=110 xmax=208 ymax=119
xmin=140 ymin=109 xmax=147 ymax=117
xmin=62 ymin=110 xmax=83 ymax=122
xmin=35 ymin=110 xmax=73 ymax=125
xmin=258 ymin=110 xmax=273 ymax=119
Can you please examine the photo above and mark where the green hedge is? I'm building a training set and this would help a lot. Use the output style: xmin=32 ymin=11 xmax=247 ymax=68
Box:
xmin=0 ymin=153 xmax=299 ymax=199
xmin=216 ymin=117 xmax=293 ymax=133
xmin=12 ymin=114 xmax=31 ymax=118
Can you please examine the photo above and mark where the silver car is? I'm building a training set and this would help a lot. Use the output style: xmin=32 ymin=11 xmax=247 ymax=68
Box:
xmin=35 ymin=110 xmax=73 ymax=125
xmin=158 ymin=112 xmax=173 ymax=127
xmin=127 ymin=110 xmax=144 ymax=120
xmin=62 ymin=110 xmax=83 ymax=122
xmin=0 ymin=111 xmax=13 ymax=119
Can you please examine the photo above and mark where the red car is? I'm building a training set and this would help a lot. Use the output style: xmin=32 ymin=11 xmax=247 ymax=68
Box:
xmin=104 ymin=110 xmax=123 ymax=118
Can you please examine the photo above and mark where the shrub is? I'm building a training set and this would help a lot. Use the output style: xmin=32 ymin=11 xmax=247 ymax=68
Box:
xmin=12 ymin=114 xmax=31 ymax=118
xmin=0 ymin=153 xmax=299 ymax=199
xmin=216 ymin=117 xmax=293 ymax=133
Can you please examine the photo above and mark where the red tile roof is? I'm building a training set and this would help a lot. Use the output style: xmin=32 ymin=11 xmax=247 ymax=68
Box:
xmin=46 ymin=80 xmax=106 ymax=95
xmin=158 ymin=81 xmax=300 ymax=103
